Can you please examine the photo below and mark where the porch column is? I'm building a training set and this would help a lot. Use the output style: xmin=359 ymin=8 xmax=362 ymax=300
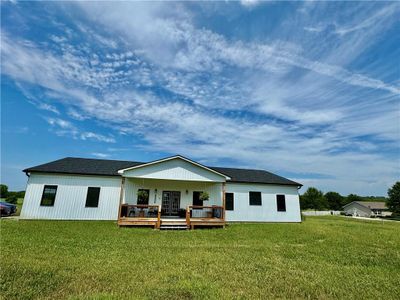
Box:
xmin=119 ymin=177 xmax=126 ymax=204
xmin=117 ymin=177 xmax=126 ymax=220
xmin=222 ymin=182 xmax=226 ymax=221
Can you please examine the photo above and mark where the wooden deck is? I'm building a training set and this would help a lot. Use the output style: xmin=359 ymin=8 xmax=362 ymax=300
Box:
xmin=189 ymin=217 xmax=225 ymax=229
xmin=117 ymin=204 xmax=225 ymax=229
xmin=118 ymin=204 xmax=161 ymax=228
xmin=118 ymin=217 xmax=159 ymax=228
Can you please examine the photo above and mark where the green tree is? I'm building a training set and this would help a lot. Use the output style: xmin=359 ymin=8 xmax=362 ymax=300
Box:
xmin=387 ymin=182 xmax=400 ymax=215
xmin=325 ymin=191 xmax=344 ymax=210
xmin=0 ymin=184 xmax=8 ymax=198
xmin=14 ymin=191 xmax=25 ymax=198
xmin=6 ymin=194 xmax=18 ymax=204
xmin=301 ymin=187 xmax=327 ymax=210
xmin=344 ymin=194 xmax=363 ymax=205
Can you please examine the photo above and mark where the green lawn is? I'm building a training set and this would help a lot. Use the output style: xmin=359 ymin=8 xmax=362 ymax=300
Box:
xmin=1 ymin=217 xmax=399 ymax=299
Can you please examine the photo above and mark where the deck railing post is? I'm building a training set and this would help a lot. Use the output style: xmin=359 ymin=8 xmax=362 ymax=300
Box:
xmin=186 ymin=206 xmax=191 ymax=228
xmin=222 ymin=182 xmax=226 ymax=222
xmin=156 ymin=205 xmax=161 ymax=229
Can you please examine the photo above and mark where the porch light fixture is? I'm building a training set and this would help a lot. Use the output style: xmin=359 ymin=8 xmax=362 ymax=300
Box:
xmin=186 ymin=190 xmax=188 ymax=194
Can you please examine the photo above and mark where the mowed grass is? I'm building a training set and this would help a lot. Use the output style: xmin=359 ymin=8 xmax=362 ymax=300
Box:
xmin=1 ymin=217 xmax=399 ymax=299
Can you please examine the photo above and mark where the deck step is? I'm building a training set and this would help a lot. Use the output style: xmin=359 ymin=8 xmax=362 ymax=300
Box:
xmin=160 ymin=224 xmax=189 ymax=230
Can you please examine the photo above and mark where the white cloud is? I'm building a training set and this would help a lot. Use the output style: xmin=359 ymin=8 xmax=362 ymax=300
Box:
xmin=304 ymin=26 xmax=323 ymax=33
xmin=67 ymin=108 xmax=89 ymax=121
xmin=37 ymin=103 xmax=60 ymax=114
xmin=44 ymin=117 xmax=115 ymax=143
xmin=334 ymin=4 xmax=398 ymax=36
xmin=240 ymin=0 xmax=262 ymax=8
xmin=1 ymin=2 xmax=399 ymax=194
xmin=46 ymin=117 xmax=74 ymax=129
xmin=80 ymin=132 xmax=115 ymax=143
xmin=91 ymin=152 xmax=110 ymax=158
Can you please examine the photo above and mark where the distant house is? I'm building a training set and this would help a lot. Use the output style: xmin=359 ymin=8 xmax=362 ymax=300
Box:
xmin=20 ymin=155 xmax=302 ymax=229
xmin=343 ymin=201 xmax=390 ymax=218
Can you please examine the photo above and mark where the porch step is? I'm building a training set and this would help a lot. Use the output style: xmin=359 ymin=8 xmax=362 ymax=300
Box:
xmin=160 ymin=224 xmax=189 ymax=230
xmin=160 ymin=218 xmax=189 ymax=230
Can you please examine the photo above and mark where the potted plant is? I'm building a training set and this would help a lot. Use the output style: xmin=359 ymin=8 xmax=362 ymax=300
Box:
xmin=137 ymin=190 xmax=148 ymax=204
xmin=137 ymin=190 xmax=149 ymax=217
xmin=199 ymin=192 xmax=213 ymax=218
xmin=199 ymin=192 xmax=209 ymax=202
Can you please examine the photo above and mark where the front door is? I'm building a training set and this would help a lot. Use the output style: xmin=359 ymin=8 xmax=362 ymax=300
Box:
xmin=162 ymin=191 xmax=181 ymax=216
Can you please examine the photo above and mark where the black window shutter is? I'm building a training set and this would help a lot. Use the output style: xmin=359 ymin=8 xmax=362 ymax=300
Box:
xmin=86 ymin=187 xmax=101 ymax=207
xmin=276 ymin=194 xmax=286 ymax=211
xmin=249 ymin=192 xmax=262 ymax=206
xmin=225 ymin=193 xmax=234 ymax=211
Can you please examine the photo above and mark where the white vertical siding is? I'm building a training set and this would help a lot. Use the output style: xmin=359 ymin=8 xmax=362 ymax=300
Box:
xmin=21 ymin=173 xmax=301 ymax=222
xmin=121 ymin=158 xmax=226 ymax=182
xmin=123 ymin=178 xmax=223 ymax=208
xmin=20 ymin=173 xmax=122 ymax=220
xmin=225 ymin=183 xmax=301 ymax=222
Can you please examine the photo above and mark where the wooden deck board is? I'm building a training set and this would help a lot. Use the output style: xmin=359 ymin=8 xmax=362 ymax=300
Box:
xmin=118 ymin=217 xmax=158 ymax=228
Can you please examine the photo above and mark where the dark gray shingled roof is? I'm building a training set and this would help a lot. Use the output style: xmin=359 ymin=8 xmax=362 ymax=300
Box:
xmin=23 ymin=157 xmax=302 ymax=186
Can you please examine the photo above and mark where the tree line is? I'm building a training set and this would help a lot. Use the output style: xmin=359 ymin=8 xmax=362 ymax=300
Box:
xmin=0 ymin=184 xmax=25 ymax=204
xmin=300 ymin=182 xmax=400 ymax=215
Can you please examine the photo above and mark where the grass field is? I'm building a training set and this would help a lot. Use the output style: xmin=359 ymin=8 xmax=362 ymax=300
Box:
xmin=1 ymin=217 xmax=399 ymax=299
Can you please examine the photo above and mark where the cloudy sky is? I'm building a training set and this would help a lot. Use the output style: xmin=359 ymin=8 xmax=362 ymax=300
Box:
xmin=1 ymin=1 xmax=399 ymax=195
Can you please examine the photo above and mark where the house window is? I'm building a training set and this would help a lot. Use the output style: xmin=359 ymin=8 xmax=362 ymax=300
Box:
xmin=276 ymin=194 xmax=286 ymax=212
xmin=193 ymin=191 xmax=203 ymax=206
xmin=225 ymin=193 xmax=234 ymax=211
xmin=40 ymin=185 xmax=57 ymax=206
xmin=85 ymin=187 xmax=101 ymax=207
xmin=249 ymin=191 xmax=262 ymax=206
xmin=137 ymin=189 xmax=150 ymax=205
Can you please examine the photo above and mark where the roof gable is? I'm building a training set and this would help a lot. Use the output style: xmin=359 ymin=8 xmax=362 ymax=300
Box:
xmin=118 ymin=155 xmax=230 ymax=182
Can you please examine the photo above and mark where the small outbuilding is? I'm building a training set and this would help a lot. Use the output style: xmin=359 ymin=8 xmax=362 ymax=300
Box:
xmin=343 ymin=201 xmax=390 ymax=218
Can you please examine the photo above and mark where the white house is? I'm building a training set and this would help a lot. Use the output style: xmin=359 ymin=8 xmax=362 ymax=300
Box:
xmin=343 ymin=201 xmax=390 ymax=218
xmin=21 ymin=155 xmax=302 ymax=229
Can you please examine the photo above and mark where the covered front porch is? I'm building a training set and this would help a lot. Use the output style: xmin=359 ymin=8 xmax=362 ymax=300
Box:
xmin=118 ymin=203 xmax=225 ymax=229
xmin=116 ymin=156 xmax=229 ymax=229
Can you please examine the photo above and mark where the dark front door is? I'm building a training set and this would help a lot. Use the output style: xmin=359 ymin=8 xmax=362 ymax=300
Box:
xmin=162 ymin=191 xmax=181 ymax=216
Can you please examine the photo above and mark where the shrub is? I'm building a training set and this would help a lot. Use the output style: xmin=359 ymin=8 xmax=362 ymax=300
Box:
xmin=6 ymin=195 xmax=18 ymax=204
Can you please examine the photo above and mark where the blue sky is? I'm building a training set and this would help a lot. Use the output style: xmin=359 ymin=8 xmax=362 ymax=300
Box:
xmin=1 ymin=1 xmax=399 ymax=195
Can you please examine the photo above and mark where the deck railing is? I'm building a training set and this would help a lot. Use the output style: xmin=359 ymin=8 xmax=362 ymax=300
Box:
xmin=119 ymin=204 xmax=161 ymax=228
xmin=186 ymin=205 xmax=225 ymax=228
